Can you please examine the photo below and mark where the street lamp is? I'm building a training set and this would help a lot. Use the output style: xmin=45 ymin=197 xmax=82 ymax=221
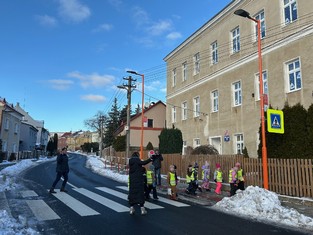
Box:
xmin=127 ymin=70 xmax=144 ymax=160
xmin=234 ymin=9 xmax=269 ymax=190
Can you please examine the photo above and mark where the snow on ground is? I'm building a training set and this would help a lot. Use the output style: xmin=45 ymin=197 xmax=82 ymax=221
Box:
xmin=0 ymin=154 xmax=313 ymax=234
xmin=212 ymin=186 xmax=313 ymax=232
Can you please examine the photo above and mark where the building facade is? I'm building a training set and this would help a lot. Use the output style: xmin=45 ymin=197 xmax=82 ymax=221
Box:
xmin=164 ymin=0 xmax=313 ymax=157
xmin=115 ymin=101 xmax=166 ymax=149
xmin=19 ymin=122 xmax=38 ymax=152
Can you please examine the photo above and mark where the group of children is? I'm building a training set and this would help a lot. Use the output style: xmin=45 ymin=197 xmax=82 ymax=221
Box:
xmin=143 ymin=161 xmax=245 ymax=201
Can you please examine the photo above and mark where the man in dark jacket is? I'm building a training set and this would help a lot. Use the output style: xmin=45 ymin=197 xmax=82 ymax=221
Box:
xmin=49 ymin=147 xmax=69 ymax=193
xmin=152 ymin=150 xmax=163 ymax=186
xmin=128 ymin=151 xmax=153 ymax=215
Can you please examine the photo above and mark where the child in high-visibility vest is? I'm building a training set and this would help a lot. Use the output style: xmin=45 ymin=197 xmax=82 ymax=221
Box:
xmin=201 ymin=161 xmax=211 ymax=191
xmin=145 ymin=165 xmax=158 ymax=200
xmin=214 ymin=163 xmax=223 ymax=195
xmin=168 ymin=165 xmax=177 ymax=200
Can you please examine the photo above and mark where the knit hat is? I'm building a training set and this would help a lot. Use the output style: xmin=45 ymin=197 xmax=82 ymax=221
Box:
xmin=216 ymin=163 xmax=221 ymax=168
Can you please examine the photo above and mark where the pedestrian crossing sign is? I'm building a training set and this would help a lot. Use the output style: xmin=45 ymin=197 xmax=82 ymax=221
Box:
xmin=267 ymin=109 xmax=284 ymax=134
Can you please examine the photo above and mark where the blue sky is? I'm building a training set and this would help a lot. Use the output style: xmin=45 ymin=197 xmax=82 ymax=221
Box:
xmin=0 ymin=0 xmax=232 ymax=132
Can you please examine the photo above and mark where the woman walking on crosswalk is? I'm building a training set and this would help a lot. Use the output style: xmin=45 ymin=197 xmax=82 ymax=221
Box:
xmin=128 ymin=151 xmax=154 ymax=215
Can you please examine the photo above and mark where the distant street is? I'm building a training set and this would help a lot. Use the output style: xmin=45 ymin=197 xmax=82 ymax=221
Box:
xmin=4 ymin=153 xmax=306 ymax=235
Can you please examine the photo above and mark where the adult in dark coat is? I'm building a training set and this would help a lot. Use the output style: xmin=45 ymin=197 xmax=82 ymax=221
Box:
xmin=49 ymin=147 xmax=70 ymax=193
xmin=152 ymin=150 xmax=163 ymax=186
xmin=128 ymin=151 xmax=153 ymax=215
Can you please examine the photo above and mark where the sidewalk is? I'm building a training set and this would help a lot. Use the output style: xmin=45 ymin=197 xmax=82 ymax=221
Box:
xmin=155 ymin=175 xmax=313 ymax=218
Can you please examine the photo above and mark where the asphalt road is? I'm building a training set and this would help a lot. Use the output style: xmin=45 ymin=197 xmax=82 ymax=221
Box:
xmin=5 ymin=153 xmax=309 ymax=235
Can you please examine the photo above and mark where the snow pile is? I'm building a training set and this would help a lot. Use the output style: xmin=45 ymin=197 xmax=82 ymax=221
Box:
xmin=86 ymin=155 xmax=128 ymax=183
xmin=0 ymin=210 xmax=39 ymax=235
xmin=213 ymin=186 xmax=313 ymax=231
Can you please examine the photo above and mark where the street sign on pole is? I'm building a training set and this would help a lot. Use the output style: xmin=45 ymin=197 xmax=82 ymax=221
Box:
xmin=267 ymin=109 xmax=284 ymax=134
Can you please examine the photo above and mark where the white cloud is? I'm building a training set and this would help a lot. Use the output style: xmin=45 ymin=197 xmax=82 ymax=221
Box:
xmin=132 ymin=6 xmax=150 ymax=27
xmin=67 ymin=71 xmax=115 ymax=88
xmin=48 ymin=79 xmax=74 ymax=90
xmin=81 ymin=94 xmax=106 ymax=103
xmin=92 ymin=23 xmax=113 ymax=33
xmin=35 ymin=15 xmax=57 ymax=27
xmin=147 ymin=20 xmax=172 ymax=36
xmin=58 ymin=0 xmax=91 ymax=23
xmin=166 ymin=31 xmax=182 ymax=40
xmin=108 ymin=0 xmax=123 ymax=10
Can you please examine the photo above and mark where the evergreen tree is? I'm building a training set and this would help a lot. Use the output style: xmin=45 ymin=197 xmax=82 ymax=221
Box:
xmin=53 ymin=133 xmax=58 ymax=153
xmin=104 ymin=97 xmax=120 ymax=147
xmin=307 ymin=104 xmax=313 ymax=157
xmin=119 ymin=105 xmax=128 ymax=125
xmin=113 ymin=135 xmax=126 ymax=152
xmin=135 ymin=104 xmax=141 ymax=114
xmin=146 ymin=142 xmax=154 ymax=150
xmin=159 ymin=127 xmax=183 ymax=154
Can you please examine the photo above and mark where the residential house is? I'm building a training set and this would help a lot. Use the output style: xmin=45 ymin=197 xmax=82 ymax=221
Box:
xmin=114 ymin=101 xmax=166 ymax=150
xmin=0 ymin=98 xmax=23 ymax=159
xmin=164 ymin=0 xmax=313 ymax=157
xmin=15 ymin=102 xmax=49 ymax=151
xmin=19 ymin=122 xmax=38 ymax=152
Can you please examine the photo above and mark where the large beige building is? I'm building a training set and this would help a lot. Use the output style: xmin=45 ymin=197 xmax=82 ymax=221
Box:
xmin=164 ymin=0 xmax=313 ymax=157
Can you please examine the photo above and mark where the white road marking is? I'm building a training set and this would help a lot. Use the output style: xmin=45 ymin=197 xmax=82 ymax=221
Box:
xmin=50 ymin=191 xmax=100 ymax=216
xmin=116 ymin=186 xmax=190 ymax=207
xmin=26 ymin=200 xmax=60 ymax=221
xmin=73 ymin=188 xmax=129 ymax=213
xmin=96 ymin=187 xmax=164 ymax=210
xmin=21 ymin=190 xmax=38 ymax=198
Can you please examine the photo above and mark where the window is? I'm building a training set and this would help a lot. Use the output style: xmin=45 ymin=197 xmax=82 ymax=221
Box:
xmin=232 ymin=81 xmax=242 ymax=106
xmin=193 ymin=138 xmax=200 ymax=148
xmin=193 ymin=96 xmax=200 ymax=117
xmin=284 ymin=0 xmax=298 ymax=25
xmin=172 ymin=68 xmax=176 ymax=87
xmin=2 ymin=141 xmax=7 ymax=151
xmin=181 ymin=101 xmax=187 ymax=120
xmin=286 ymin=59 xmax=301 ymax=92
xmin=255 ymin=10 xmax=266 ymax=40
xmin=211 ymin=90 xmax=219 ymax=112
xmin=13 ymin=143 xmax=17 ymax=153
xmin=147 ymin=119 xmax=153 ymax=128
xmin=182 ymin=62 xmax=187 ymax=81
xmin=211 ymin=41 xmax=218 ymax=64
xmin=182 ymin=141 xmax=187 ymax=155
xmin=14 ymin=123 xmax=19 ymax=134
xmin=234 ymin=134 xmax=244 ymax=154
xmin=255 ymin=71 xmax=268 ymax=101
xmin=194 ymin=53 xmax=200 ymax=75
xmin=231 ymin=27 xmax=240 ymax=53
xmin=171 ymin=106 xmax=176 ymax=123
xmin=5 ymin=118 xmax=9 ymax=130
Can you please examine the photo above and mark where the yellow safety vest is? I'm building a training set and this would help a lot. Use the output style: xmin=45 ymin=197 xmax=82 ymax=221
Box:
xmin=229 ymin=169 xmax=237 ymax=183
xmin=186 ymin=169 xmax=195 ymax=183
xmin=169 ymin=172 xmax=176 ymax=186
xmin=237 ymin=169 xmax=244 ymax=181
xmin=202 ymin=170 xmax=209 ymax=180
xmin=216 ymin=171 xmax=223 ymax=182
xmin=146 ymin=170 xmax=153 ymax=185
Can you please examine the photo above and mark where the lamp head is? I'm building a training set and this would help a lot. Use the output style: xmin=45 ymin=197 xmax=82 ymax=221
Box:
xmin=126 ymin=70 xmax=138 ymax=75
xmin=234 ymin=9 xmax=252 ymax=19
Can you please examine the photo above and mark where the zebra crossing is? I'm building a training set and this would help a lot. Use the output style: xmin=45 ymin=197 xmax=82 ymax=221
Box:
xmin=19 ymin=185 xmax=190 ymax=221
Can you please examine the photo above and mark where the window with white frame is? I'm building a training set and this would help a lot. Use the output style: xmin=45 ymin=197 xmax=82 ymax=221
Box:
xmin=284 ymin=0 xmax=298 ymax=25
xmin=193 ymin=96 xmax=200 ymax=117
xmin=211 ymin=90 xmax=219 ymax=112
xmin=182 ymin=62 xmax=187 ymax=81
xmin=286 ymin=59 xmax=301 ymax=92
xmin=14 ymin=123 xmax=19 ymax=134
xmin=255 ymin=10 xmax=266 ymax=40
xmin=232 ymin=81 xmax=242 ymax=106
xmin=193 ymin=53 xmax=200 ymax=75
xmin=172 ymin=68 xmax=176 ymax=87
xmin=2 ymin=141 xmax=7 ymax=151
xmin=231 ymin=27 xmax=240 ymax=53
xmin=211 ymin=41 xmax=218 ymax=64
xmin=234 ymin=134 xmax=244 ymax=154
xmin=13 ymin=143 xmax=17 ymax=153
xmin=181 ymin=101 xmax=188 ymax=120
xmin=5 ymin=118 xmax=9 ymax=130
xmin=193 ymin=138 xmax=200 ymax=148
xmin=255 ymin=71 xmax=268 ymax=100
xmin=171 ymin=106 xmax=176 ymax=123
xmin=182 ymin=141 xmax=187 ymax=155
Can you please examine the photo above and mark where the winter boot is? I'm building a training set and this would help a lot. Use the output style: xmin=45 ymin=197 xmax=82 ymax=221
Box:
xmin=129 ymin=206 xmax=135 ymax=215
xmin=49 ymin=188 xmax=57 ymax=194
xmin=60 ymin=187 xmax=68 ymax=192
xmin=141 ymin=207 xmax=147 ymax=215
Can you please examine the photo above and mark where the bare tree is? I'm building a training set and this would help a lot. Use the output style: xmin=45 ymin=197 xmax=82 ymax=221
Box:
xmin=84 ymin=111 xmax=107 ymax=133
